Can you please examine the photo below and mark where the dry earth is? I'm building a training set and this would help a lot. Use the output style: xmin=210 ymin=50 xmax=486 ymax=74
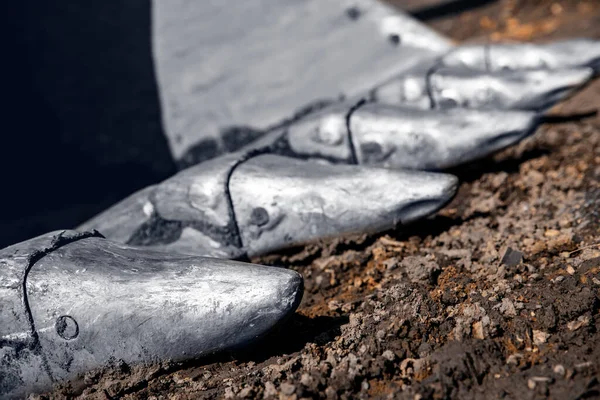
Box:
xmin=42 ymin=1 xmax=600 ymax=399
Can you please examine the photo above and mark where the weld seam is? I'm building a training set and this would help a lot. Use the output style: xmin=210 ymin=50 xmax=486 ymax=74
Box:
xmin=345 ymin=98 xmax=367 ymax=164
xmin=484 ymin=43 xmax=492 ymax=72
xmin=424 ymin=62 xmax=440 ymax=109
xmin=22 ymin=230 xmax=105 ymax=382
xmin=222 ymin=147 xmax=275 ymax=254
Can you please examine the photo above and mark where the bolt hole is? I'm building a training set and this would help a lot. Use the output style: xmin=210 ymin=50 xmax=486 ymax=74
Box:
xmin=250 ymin=207 xmax=269 ymax=227
xmin=346 ymin=6 xmax=361 ymax=21
xmin=56 ymin=315 xmax=79 ymax=340
xmin=388 ymin=34 xmax=401 ymax=46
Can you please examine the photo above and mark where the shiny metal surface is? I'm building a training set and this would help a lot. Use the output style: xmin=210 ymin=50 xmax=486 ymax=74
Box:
xmin=349 ymin=103 xmax=539 ymax=170
xmin=279 ymin=101 xmax=540 ymax=170
xmin=440 ymin=39 xmax=600 ymax=72
xmin=153 ymin=0 xmax=450 ymax=163
xmin=371 ymin=67 xmax=593 ymax=111
xmin=79 ymin=148 xmax=459 ymax=258
xmin=230 ymin=154 xmax=457 ymax=256
xmin=1 ymin=231 xmax=302 ymax=399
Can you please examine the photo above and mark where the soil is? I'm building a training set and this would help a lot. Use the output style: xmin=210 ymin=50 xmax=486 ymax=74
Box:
xmin=41 ymin=1 xmax=600 ymax=399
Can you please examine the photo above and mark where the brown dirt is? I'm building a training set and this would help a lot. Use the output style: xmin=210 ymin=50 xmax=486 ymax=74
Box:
xmin=42 ymin=1 xmax=600 ymax=399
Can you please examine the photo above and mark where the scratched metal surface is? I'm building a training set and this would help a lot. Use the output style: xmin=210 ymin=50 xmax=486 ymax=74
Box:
xmin=0 ymin=231 xmax=302 ymax=398
xmin=152 ymin=0 xmax=451 ymax=163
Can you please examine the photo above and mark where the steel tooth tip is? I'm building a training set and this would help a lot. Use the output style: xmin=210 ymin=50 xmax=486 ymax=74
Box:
xmin=229 ymin=154 xmax=458 ymax=256
xmin=440 ymin=39 xmax=600 ymax=72
xmin=1 ymin=233 xmax=303 ymax=398
xmin=348 ymin=104 xmax=539 ymax=170
xmin=537 ymin=39 xmax=600 ymax=72
xmin=396 ymin=172 xmax=458 ymax=224
xmin=444 ymin=109 xmax=539 ymax=166
xmin=519 ymin=67 xmax=594 ymax=111
xmin=429 ymin=66 xmax=593 ymax=111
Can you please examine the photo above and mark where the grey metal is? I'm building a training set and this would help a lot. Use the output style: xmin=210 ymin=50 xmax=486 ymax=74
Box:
xmin=230 ymin=155 xmax=457 ymax=256
xmin=440 ymin=39 xmax=600 ymax=72
xmin=151 ymin=0 xmax=599 ymax=168
xmin=282 ymin=102 xmax=540 ymax=170
xmin=6 ymin=2 xmax=600 ymax=397
xmin=371 ymin=66 xmax=593 ymax=111
xmin=79 ymin=152 xmax=458 ymax=258
xmin=0 ymin=230 xmax=302 ymax=399
xmin=152 ymin=0 xmax=451 ymax=165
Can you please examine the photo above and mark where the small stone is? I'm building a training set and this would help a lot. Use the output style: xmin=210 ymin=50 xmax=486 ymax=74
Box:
xmin=501 ymin=247 xmax=524 ymax=267
xmin=264 ymin=382 xmax=278 ymax=398
xmin=545 ymin=229 xmax=561 ymax=238
xmin=533 ymin=330 xmax=550 ymax=345
xmin=575 ymin=361 xmax=593 ymax=371
xmin=496 ymin=298 xmax=517 ymax=316
xmin=325 ymin=386 xmax=337 ymax=398
xmin=300 ymin=373 xmax=312 ymax=387
xmin=567 ymin=315 xmax=590 ymax=331
xmin=530 ymin=241 xmax=547 ymax=255
xmin=553 ymin=364 xmax=565 ymax=376
xmin=280 ymin=383 xmax=296 ymax=395
xmin=328 ymin=300 xmax=341 ymax=311
xmin=382 ymin=350 xmax=396 ymax=361
xmin=566 ymin=265 xmax=575 ymax=275
xmin=506 ymin=353 xmax=523 ymax=365
xmin=472 ymin=321 xmax=485 ymax=339
xmin=527 ymin=379 xmax=536 ymax=390
xmin=238 ymin=387 xmax=253 ymax=398
xmin=224 ymin=387 xmax=235 ymax=399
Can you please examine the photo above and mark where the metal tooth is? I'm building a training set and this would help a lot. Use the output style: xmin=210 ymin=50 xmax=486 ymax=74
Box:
xmin=441 ymin=39 xmax=600 ymax=72
xmin=370 ymin=66 xmax=593 ymax=112
xmin=229 ymin=154 xmax=457 ymax=257
xmin=0 ymin=231 xmax=303 ymax=398
xmin=349 ymin=103 xmax=539 ymax=170
xmin=430 ymin=67 xmax=594 ymax=111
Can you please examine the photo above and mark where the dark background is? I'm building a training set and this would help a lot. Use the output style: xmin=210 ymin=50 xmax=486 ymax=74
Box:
xmin=3 ymin=1 xmax=175 ymax=247
xmin=1 ymin=0 xmax=492 ymax=249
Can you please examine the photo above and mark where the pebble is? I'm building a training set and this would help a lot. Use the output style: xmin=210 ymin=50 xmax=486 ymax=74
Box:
xmin=567 ymin=315 xmax=590 ymax=331
xmin=263 ymin=382 xmax=277 ymax=398
xmin=472 ymin=321 xmax=485 ymax=339
xmin=545 ymin=229 xmax=561 ymax=238
xmin=575 ymin=361 xmax=593 ymax=371
xmin=533 ymin=330 xmax=550 ymax=345
xmin=382 ymin=350 xmax=396 ymax=362
xmin=280 ymin=383 xmax=296 ymax=395
xmin=501 ymin=247 xmax=524 ymax=267
xmin=506 ymin=354 xmax=523 ymax=365
xmin=553 ymin=364 xmax=565 ymax=376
